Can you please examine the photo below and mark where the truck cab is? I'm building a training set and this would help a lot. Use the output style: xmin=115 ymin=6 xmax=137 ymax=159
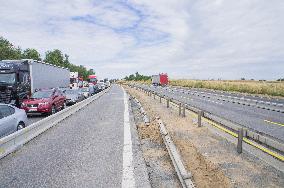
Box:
xmin=0 ymin=60 xmax=30 ymax=107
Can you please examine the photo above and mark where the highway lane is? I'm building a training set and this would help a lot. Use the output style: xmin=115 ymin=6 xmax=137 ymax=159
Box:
xmin=138 ymin=84 xmax=284 ymax=142
xmin=0 ymin=85 xmax=150 ymax=188
xmin=27 ymin=116 xmax=44 ymax=126
xmin=186 ymin=87 xmax=284 ymax=104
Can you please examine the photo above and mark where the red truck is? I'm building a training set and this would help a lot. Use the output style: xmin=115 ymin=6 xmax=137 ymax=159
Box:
xmin=88 ymin=75 xmax=97 ymax=85
xmin=152 ymin=73 xmax=169 ymax=86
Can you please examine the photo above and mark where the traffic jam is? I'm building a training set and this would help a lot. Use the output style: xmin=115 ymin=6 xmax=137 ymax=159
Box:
xmin=0 ymin=59 xmax=110 ymax=138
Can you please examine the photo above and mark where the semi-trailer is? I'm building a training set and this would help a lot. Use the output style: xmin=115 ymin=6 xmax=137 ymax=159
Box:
xmin=152 ymin=73 xmax=169 ymax=86
xmin=0 ymin=59 xmax=70 ymax=107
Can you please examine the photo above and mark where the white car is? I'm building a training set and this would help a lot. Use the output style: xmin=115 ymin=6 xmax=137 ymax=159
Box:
xmin=98 ymin=80 xmax=106 ymax=90
xmin=0 ymin=104 xmax=28 ymax=138
xmin=80 ymin=87 xmax=90 ymax=98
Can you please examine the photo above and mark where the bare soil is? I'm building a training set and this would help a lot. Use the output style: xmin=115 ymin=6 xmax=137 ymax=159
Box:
xmin=130 ymin=98 xmax=181 ymax=187
xmin=125 ymin=85 xmax=284 ymax=188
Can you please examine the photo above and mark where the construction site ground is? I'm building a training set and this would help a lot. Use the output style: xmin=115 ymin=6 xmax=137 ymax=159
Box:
xmin=124 ymin=85 xmax=284 ymax=188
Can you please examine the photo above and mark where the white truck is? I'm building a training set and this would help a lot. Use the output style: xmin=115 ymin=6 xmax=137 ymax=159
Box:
xmin=0 ymin=59 xmax=70 ymax=107
xmin=70 ymin=72 xmax=79 ymax=89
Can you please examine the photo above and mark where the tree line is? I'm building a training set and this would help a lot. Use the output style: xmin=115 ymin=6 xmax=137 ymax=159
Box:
xmin=124 ymin=72 xmax=151 ymax=81
xmin=0 ymin=36 xmax=94 ymax=80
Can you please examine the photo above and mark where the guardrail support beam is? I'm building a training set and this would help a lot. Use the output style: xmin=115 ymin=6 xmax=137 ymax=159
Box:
xmin=167 ymin=98 xmax=170 ymax=108
xmin=182 ymin=104 xmax=186 ymax=117
xmin=179 ymin=103 xmax=182 ymax=116
xmin=198 ymin=110 xmax=204 ymax=127
xmin=237 ymin=128 xmax=243 ymax=153
xmin=160 ymin=96 xmax=162 ymax=103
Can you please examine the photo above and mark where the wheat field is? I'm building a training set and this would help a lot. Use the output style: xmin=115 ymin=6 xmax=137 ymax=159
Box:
xmin=170 ymin=80 xmax=284 ymax=97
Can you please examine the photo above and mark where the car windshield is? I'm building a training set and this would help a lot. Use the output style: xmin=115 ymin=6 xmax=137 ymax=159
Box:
xmin=89 ymin=78 xmax=97 ymax=82
xmin=32 ymin=90 xmax=53 ymax=99
xmin=65 ymin=89 xmax=78 ymax=95
xmin=0 ymin=73 xmax=16 ymax=84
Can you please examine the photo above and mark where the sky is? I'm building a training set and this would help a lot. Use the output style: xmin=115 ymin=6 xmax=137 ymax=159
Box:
xmin=0 ymin=0 xmax=283 ymax=80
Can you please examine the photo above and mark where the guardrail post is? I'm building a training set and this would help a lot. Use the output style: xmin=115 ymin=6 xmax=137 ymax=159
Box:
xmin=153 ymin=92 xmax=155 ymax=99
xmin=182 ymin=104 xmax=186 ymax=117
xmin=167 ymin=98 xmax=170 ymax=108
xmin=179 ymin=103 xmax=182 ymax=116
xmin=237 ymin=128 xmax=243 ymax=154
xmin=198 ymin=110 xmax=203 ymax=127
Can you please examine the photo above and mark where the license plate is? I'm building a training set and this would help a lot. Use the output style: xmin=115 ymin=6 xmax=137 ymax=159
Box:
xmin=29 ymin=108 xmax=37 ymax=112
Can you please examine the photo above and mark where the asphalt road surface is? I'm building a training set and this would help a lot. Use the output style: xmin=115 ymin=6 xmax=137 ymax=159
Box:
xmin=138 ymin=84 xmax=284 ymax=142
xmin=0 ymin=85 xmax=150 ymax=188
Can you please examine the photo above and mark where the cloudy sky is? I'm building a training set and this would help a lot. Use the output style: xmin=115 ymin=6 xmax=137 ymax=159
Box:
xmin=0 ymin=0 xmax=283 ymax=80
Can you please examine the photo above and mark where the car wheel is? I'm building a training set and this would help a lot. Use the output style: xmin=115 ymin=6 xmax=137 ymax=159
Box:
xmin=17 ymin=122 xmax=25 ymax=131
xmin=51 ymin=105 xmax=56 ymax=115
xmin=62 ymin=102 xmax=67 ymax=109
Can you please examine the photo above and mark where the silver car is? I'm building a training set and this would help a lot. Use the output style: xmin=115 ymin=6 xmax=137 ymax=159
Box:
xmin=0 ymin=104 xmax=28 ymax=138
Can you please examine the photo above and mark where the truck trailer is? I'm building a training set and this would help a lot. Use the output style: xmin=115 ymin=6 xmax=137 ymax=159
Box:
xmin=152 ymin=73 xmax=169 ymax=86
xmin=0 ymin=59 xmax=70 ymax=107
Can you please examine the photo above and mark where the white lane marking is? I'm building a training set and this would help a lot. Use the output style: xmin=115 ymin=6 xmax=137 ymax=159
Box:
xmin=122 ymin=90 xmax=136 ymax=188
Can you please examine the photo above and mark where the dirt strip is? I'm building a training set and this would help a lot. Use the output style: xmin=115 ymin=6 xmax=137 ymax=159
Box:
xmin=125 ymin=85 xmax=284 ymax=188
xmin=130 ymin=95 xmax=181 ymax=187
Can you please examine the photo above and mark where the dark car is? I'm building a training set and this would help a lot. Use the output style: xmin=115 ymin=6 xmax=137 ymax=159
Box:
xmin=21 ymin=88 xmax=66 ymax=116
xmin=65 ymin=89 xmax=85 ymax=105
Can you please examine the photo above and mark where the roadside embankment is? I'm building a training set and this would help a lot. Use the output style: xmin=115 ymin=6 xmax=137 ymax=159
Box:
xmin=124 ymin=85 xmax=284 ymax=188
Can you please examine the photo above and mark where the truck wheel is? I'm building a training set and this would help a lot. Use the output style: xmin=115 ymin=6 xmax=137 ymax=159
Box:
xmin=17 ymin=122 xmax=25 ymax=131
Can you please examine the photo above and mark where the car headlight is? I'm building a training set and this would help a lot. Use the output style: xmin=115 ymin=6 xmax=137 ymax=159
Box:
xmin=21 ymin=103 xmax=26 ymax=107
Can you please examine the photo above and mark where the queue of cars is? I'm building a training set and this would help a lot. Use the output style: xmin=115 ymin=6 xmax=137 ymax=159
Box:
xmin=0 ymin=82 xmax=110 ymax=139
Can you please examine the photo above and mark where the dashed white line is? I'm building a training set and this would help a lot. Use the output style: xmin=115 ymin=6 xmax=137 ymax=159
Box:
xmin=122 ymin=89 xmax=135 ymax=188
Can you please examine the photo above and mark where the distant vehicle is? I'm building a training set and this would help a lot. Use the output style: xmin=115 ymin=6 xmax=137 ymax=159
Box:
xmin=70 ymin=72 xmax=79 ymax=89
xmin=21 ymin=88 xmax=66 ymax=116
xmin=88 ymin=85 xmax=95 ymax=95
xmin=88 ymin=75 xmax=97 ymax=85
xmin=152 ymin=73 xmax=169 ymax=86
xmin=92 ymin=84 xmax=100 ymax=94
xmin=0 ymin=104 xmax=27 ymax=138
xmin=65 ymin=89 xmax=85 ymax=105
xmin=105 ymin=81 xmax=111 ymax=88
xmin=80 ymin=87 xmax=90 ymax=98
xmin=83 ymin=81 xmax=89 ymax=87
xmin=97 ymin=80 xmax=106 ymax=91
xmin=0 ymin=59 xmax=69 ymax=107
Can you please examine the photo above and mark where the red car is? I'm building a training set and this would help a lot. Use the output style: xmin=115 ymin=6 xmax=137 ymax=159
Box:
xmin=21 ymin=88 xmax=66 ymax=116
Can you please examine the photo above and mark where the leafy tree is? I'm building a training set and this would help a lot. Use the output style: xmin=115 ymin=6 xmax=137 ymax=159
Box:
xmin=44 ymin=49 xmax=65 ymax=67
xmin=22 ymin=48 xmax=41 ymax=60
xmin=0 ymin=36 xmax=95 ymax=80
xmin=124 ymin=72 xmax=151 ymax=81
xmin=0 ymin=36 xmax=22 ymax=60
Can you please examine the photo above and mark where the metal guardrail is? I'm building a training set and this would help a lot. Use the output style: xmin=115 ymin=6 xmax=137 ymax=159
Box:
xmin=157 ymin=118 xmax=195 ymax=188
xmin=128 ymin=94 xmax=194 ymax=187
xmin=0 ymin=88 xmax=110 ymax=160
xmin=131 ymin=84 xmax=284 ymax=162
